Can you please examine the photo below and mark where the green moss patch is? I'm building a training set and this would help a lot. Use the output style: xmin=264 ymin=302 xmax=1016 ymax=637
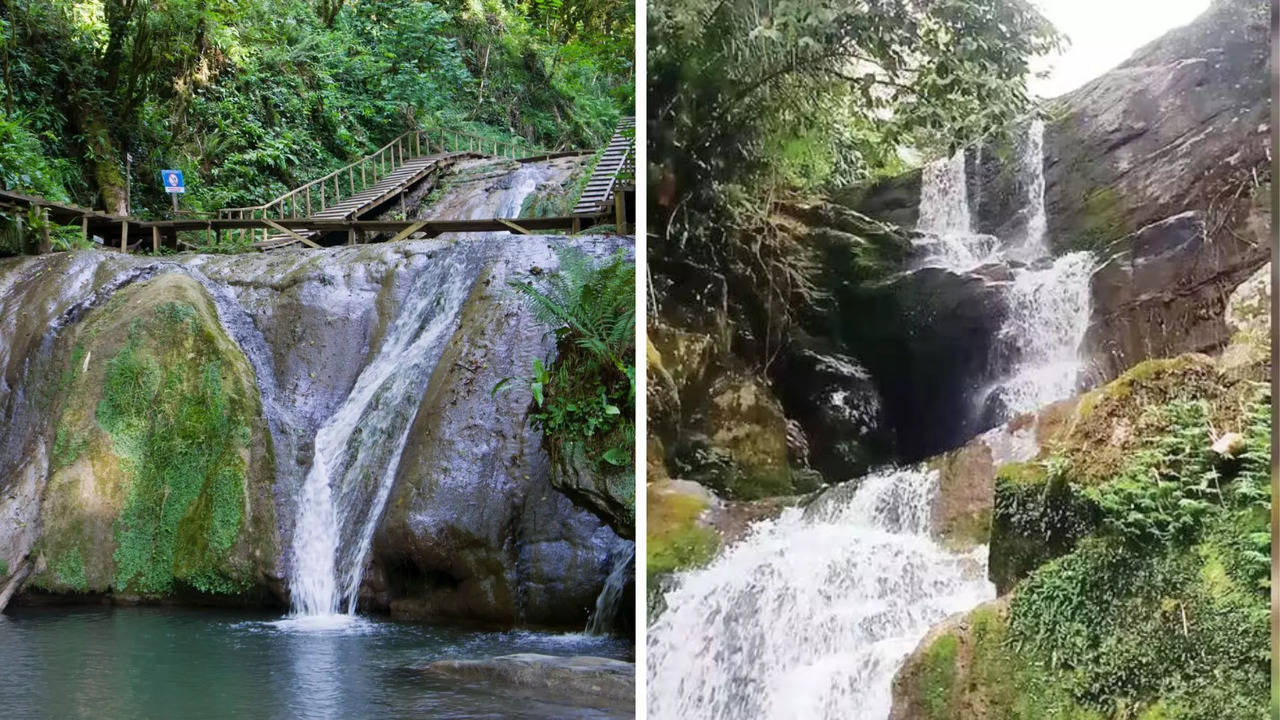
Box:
xmin=101 ymin=303 xmax=252 ymax=595
xmin=647 ymin=484 xmax=719 ymax=577
xmin=34 ymin=274 xmax=277 ymax=599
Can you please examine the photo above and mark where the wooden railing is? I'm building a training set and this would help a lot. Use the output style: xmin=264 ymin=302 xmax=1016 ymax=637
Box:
xmin=217 ymin=127 xmax=553 ymax=244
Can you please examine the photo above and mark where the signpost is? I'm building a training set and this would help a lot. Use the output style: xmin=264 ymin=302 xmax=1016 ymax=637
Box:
xmin=161 ymin=169 xmax=184 ymax=214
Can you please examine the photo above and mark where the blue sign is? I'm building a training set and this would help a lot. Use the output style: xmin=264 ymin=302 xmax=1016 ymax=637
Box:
xmin=161 ymin=169 xmax=185 ymax=193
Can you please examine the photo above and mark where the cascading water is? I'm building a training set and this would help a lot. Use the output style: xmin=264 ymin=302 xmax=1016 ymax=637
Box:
xmin=915 ymin=149 xmax=999 ymax=269
xmin=586 ymin=545 xmax=635 ymax=636
xmin=915 ymin=120 xmax=1095 ymax=422
xmin=647 ymin=467 xmax=994 ymax=719
xmin=288 ymin=159 xmax=571 ymax=621
xmin=288 ymin=248 xmax=484 ymax=618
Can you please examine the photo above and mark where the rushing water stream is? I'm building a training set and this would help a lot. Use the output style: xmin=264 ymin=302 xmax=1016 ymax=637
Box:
xmin=648 ymin=120 xmax=1094 ymax=719
xmin=647 ymin=468 xmax=993 ymax=719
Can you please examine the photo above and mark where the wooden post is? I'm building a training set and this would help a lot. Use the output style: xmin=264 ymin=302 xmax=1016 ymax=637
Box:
xmin=415 ymin=132 xmax=420 ymax=157
xmin=361 ymin=163 xmax=366 ymax=188
xmin=151 ymin=225 xmax=159 ymax=254
xmin=614 ymin=190 xmax=626 ymax=234
xmin=306 ymin=187 xmax=312 ymax=217
xmin=39 ymin=208 xmax=50 ymax=254
xmin=349 ymin=168 xmax=354 ymax=194
xmin=120 ymin=219 xmax=129 ymax=253
xmin=320 ymin=182 xmax=325 ymax=210
xmin=348 ymin=228 xmax=355 ymax=246
xmin=81 ymin=215 xmax=89 ymax=245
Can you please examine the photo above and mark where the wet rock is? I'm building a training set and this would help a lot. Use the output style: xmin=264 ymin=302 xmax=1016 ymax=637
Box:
xmin=419 ymin=654 xmax=634 ymax=711
xmin=374 ymin=249 xmax=620 ymax=628
xmin=773 ymin=342 xmax=891 ymax=481
xmin=843 ymin=265 xmax=1011 ymax=460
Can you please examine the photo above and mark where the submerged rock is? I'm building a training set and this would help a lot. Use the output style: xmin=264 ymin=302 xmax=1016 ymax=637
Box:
xmin=419 ymin=654 xmax=634 ymax=711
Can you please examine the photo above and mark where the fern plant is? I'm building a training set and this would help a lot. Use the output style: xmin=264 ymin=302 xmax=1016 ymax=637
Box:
xmin=507 ymin=244 xmax=636 ymax=382
xmin=497 ymin=244 xmax=636 ymax=471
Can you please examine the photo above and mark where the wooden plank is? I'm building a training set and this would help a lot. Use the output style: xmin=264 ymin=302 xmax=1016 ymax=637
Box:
xmin=387 ymin=221 xmax=427 ymax=243
xmin=496 ymin=219 xmax=532 ymax=235
xmin=262 ymin=219 xmax=322 ymax=249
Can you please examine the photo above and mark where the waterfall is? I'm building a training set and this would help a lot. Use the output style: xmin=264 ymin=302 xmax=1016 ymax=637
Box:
xmin=917 ymin=120 xmax=1095 ymax=424
xmin=980 ymin=252 xmax=1094 ymax=417
xmin=914 ymin=149 xmax=999 ymax=270
xmin=586 ymin=544 xmax=635 ymax=636
xmin=288 ymin=160 xmax=563 ymax=620
xmin=1018 ymin=119 xmax=1049 ymax=258
xmin=647 ymin=467 xmax=994 ymax=719
xmin=288 ymin=249 xmax=482 ymax=617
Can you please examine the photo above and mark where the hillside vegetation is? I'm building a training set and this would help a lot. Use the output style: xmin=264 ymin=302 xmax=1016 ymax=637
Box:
xmin=0 ymin=0 xmax=632 ymax=221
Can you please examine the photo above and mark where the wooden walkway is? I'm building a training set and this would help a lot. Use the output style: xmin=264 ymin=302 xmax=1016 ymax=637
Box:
xmin=1 ymin=120 xmax=634 ymax=255
xmin=572 ymin=116 xmax=635 ymax=217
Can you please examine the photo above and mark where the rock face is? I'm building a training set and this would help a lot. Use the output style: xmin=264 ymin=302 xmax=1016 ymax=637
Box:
xmin=850 ymin=0 xmax=1269 ymax=396
xmin=771 ymin=341 xmax=892 ymax=481
xmin=1085 ymin=209 xmax=1270 ymax=383
xmin=371 ymin=252 xmax=619 ymax=627
xmin=842 ymin=265 xmax=1011 ymax=460
xmin=0 ymin=238 xmax=627 ymax=629
xmin=1042 ymin=0 xmax=1268 ymax=257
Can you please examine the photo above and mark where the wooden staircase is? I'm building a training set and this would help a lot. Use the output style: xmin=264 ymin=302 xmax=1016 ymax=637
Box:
xmin=572 ymin=116 xmax=635 ymax=217
xmin=218 ymin=121 xmax=627 ymax=250
xmin=252 ymin=153 xmax=460 ymax=249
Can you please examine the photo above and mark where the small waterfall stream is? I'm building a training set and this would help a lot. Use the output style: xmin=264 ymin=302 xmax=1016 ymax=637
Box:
xmin=586 ymin=545 xmax=635 ymax=635
xmin=647 ymin=468 xmax=993 ymax=719
xmin=288 ymin=249 xmax=483 ymax=619
xmin=287 ymin=161 xmax=568 ymax=621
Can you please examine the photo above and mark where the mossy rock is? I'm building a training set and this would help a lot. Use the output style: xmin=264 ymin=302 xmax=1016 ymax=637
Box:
xmin=31 ymin=274 xmax=278 ymax=598
xmin=988 ymin=460 xmax=1099 ymax=594
xmin=1058 ymin=354 xmax=1262 ymax=483
xmin=646 ymin=480 xmax=718 ymax=579
xmin=890 ymin=599 xmax=1103 ymax=720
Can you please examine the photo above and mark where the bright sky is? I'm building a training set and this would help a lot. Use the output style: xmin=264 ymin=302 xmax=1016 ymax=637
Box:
xmin=1028 ymin=0 xmax=1211 ymax=99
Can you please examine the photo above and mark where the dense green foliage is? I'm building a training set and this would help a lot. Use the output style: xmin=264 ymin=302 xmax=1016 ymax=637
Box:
xmin=991 ymin=391 xmax=1270 ymax=718
xmin=650 ymin=0 xmax=1058 ymax=192
xmin=0 ymin=0 xmax=631 ymax=234
xmin=648 ymin=0 xmax=1059 ymax=365
xmin=98 ymin=302 xmax=253 ymax=595
xmin=506 ymin=245 xmax=635 ymax=472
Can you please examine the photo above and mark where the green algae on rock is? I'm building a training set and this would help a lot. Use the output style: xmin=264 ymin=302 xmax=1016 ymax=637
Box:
xmin=31 ymin=274 xmax=279 ymax=599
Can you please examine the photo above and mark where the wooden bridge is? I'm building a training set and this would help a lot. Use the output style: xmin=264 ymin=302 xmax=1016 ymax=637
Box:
xmin=0 ymin=119 xmax=636 ymax=254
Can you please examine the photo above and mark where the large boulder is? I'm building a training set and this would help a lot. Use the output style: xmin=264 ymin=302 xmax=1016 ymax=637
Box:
xmin=770 ymin=339 xmax=893 ymax=481
xmin=373 ymin=257 xmax=619 ymax=628
xmin=25 ymin=273 xmax=280 ymax=600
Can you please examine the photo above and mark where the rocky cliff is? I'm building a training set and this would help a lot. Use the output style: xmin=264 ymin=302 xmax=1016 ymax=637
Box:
xmin=0 ymin=237 xmax=631 ymax=630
